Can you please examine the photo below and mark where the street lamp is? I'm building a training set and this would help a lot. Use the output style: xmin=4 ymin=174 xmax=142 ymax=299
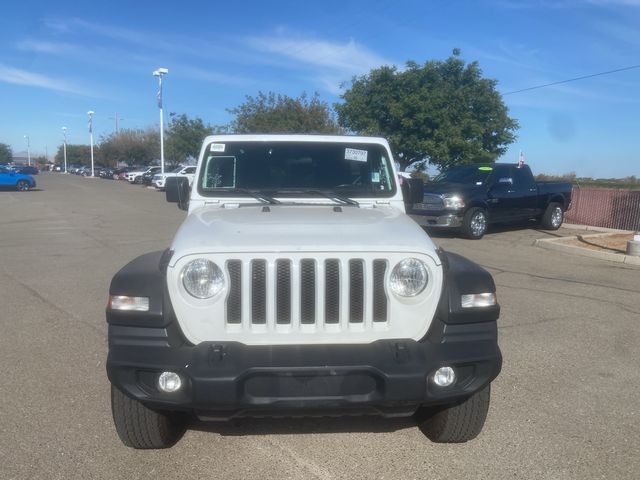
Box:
xmin=24 ymin=135 xmax=31 ymax=166
xmin=62 ymin=127 xmax=68 ymax=173
xmin=87 ymin=110 xmax=95 ymax=177
xmin=153 ymin=67 xmax=169 ymax=174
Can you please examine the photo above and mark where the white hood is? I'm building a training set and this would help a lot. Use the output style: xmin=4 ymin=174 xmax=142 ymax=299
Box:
xmin=169 ymin=204 xmax=439 ymax=265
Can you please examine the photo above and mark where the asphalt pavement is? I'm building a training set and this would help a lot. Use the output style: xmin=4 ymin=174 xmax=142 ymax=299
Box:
xmin=1 ymin=174 xmax=638 ymax=480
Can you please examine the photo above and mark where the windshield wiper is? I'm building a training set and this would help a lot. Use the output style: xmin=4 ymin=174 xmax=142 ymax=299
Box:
xmin=230 ymin=188 xmax=281 ymax=204
xmin=306 ymin=190 xmax=359 ymax=206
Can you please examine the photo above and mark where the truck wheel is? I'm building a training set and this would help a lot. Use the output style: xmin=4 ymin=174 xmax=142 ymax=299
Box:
xmin=461 ymin=207 xmax=487 ymax=239
xmin=111 ymin=385 xmax=185 ymax=449
xmin=541 ymin=202 xmax=564 ymax=230
xmin=417 ymin=385 xmax=491 ymax=443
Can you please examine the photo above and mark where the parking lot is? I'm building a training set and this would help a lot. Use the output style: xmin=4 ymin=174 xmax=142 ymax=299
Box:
xmin=1 ymin=174 xmax=638 ymax=480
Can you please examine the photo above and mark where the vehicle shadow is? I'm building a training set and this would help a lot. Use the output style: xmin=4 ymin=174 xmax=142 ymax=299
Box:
xmin=187 ymin=414 xmax=417 ymax=437
xmin=0 ymin=188 xmax=43 ymax=192
xmin=422 ymin=220 xmax=557 ymax=239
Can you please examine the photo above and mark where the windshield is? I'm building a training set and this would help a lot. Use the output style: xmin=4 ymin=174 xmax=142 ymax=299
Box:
xmin=432 ymin=165 xmax=494 ymax=185
xmin=198 ymin=141 xmax=396 ymax=198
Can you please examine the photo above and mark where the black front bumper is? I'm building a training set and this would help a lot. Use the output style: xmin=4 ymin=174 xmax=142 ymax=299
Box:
xmin=107 ymin=319 xmax=501 ymax=419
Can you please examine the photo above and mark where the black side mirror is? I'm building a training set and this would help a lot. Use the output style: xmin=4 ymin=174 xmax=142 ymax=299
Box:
xmin=406 ymin=178 xmax=424 ymax=204
xmin=166 ymin=177 xmax=190 ymax=211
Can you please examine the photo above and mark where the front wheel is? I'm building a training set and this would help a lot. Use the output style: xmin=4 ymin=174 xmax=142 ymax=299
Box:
xmin=461 ymin=207 xmax=488 ymax=239
xmin=541 ymin=202 xmax=564 ymax=230
xmin=416 ymin=385 xmax=491 ymax=443
xmin=16 ymin=180 xmax=30 ymax=191
xmin=111 ymin=385 xmax=185 ymax=449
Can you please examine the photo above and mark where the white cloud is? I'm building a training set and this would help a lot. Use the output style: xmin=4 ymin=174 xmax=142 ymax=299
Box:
xmin=16 ymin=40 xmax=79 ymax=55
xmin=247 ymin=34 xmax=392 ymax=74
xmin=243 ymin=33 xmax=394 ymax=93
xmin=0 ymin=63 xmax=89 ymax=95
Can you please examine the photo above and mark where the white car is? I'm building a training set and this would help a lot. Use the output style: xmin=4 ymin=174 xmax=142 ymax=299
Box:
xmin=151 ymin=165 xmax=196 ymax=190
xmin=125 ymin=166 xmax=160 ymax=184
xmin=106 ymin=135 xmax=502 ymax=449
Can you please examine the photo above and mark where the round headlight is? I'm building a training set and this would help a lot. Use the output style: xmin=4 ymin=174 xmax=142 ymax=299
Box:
xmin=181 ymin=259 xmax=225 ymax=299
xmin=390 ymin=258 xmax=428 ymax=297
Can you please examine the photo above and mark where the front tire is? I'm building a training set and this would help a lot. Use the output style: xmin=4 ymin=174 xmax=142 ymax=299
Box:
xmin=111 ymin=385 xmax=185 ymax=449
xmin=541 ymin=202 xmax=564 ymax=230
xmin=417 ymin=385 xmax=491 ymax=443
xmin=16 ymin=180 xmax=30 ymax=191
xmin=461 ymin=207 xmax=488 ymax=239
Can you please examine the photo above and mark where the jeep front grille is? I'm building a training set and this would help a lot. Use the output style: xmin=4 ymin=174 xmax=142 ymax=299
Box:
xmin=224 ymin=257 xmax=389 ymax=331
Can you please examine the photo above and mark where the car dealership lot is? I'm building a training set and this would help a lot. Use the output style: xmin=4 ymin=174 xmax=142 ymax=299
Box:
xmin=1 ymin=174 xmax=638 ymax=480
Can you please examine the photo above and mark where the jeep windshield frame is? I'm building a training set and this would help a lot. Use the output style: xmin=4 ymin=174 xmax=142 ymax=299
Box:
xmin=197 ymin=141 xmax=397 ymax=200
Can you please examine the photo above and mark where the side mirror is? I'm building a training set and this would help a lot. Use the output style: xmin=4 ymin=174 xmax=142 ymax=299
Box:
xmin=166 ymin=176 xmax=190 ymax=211
xmin=407 ymin=178 xmax=424 ymax=204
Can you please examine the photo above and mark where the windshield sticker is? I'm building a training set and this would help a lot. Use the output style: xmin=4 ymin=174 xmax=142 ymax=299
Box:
xmin=345 ymin=148 xmax=368 ymax=162
xmin=210 ymin=143 xmax=226 ymax=152
xmin=478 ymin=166 xmax=493 ymax=171
xmin=371 ymin=172 xmax=381 ymax=183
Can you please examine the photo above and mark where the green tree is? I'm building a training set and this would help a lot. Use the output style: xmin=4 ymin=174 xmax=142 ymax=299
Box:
xmin=335 ymin=54 xmax=518 ymax=169
xmin=228 ymin=92 xmax=341 ymax=134
xmin=0 ymin=143 xmax=13 ymax=163
xmin=165 ymin=113 xmax=215 ymax=164
xmin=54 ymin=144 xmax=93 ymax=165
xmin=98 ymin=128 xmax=159 ymax=166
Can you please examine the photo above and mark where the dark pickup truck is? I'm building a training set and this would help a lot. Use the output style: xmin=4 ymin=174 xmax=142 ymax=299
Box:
xmin=406 ymin=163 xmax=572 ymax=239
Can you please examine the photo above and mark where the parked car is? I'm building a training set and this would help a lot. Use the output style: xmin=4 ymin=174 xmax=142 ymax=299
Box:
xmin=408 ymin=163 xmax=573 ymax=239
xmin=125 ymin=166 xmax=157 ymax=184
xmin=151 ymin=165 xmax=197 ymax=190
xmin=15 ymin=165 xmax=39 ymax=175
xmin=140 ymin=166 xmax=162 ymax=185
xmin=0 ymin=165 xmax=36 ymax=191
xmin=111 ymin=166 xmax=136 ymax=180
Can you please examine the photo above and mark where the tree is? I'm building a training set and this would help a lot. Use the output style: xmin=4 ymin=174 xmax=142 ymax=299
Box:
xmin=0 ymin=143 xmax=13 ymax=163
xmin=98 ymin=128 xmax=159 ymax=166
xmin=335 ymin=54 xmax=519 ymax=169
xmin=54 ymin=144 xmax=93 ymax=165
xmin=165 ymin=113 xmax=214 ymax=164
xmin=228 ymin=92 xmax=341 ymax=134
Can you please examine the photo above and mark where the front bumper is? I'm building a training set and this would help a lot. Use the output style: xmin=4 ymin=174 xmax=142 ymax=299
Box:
xmin=107 ymin=319 xmax=501 ymax=419
xmin=409 ymin=211 xmax=463 ymax=228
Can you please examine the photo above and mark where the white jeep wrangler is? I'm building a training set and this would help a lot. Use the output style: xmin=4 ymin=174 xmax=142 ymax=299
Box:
xmin=106 ymin=135 xmax=501 ymax=449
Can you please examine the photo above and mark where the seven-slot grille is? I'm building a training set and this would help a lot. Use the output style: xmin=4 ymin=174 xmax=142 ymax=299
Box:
xmin=225 ymin=258 xmax=389 ymax=331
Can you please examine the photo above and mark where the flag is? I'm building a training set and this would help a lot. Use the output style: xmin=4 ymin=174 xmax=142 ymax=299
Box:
xmin=518 ymin=151 xmax=525 ymax=168
xmin=157 ymin=86 xmax=162 ymax=109
xmin=88 ymin=117 xmax=92 ymax=134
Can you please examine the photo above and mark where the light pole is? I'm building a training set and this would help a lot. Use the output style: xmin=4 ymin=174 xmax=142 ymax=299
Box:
xmin=87 ymin=110 xmax=95 ymax=177
xmin=153 ymin=68 xmax=168 ymax=174
xmin=24 ymin=135 xmax=31 ymax=166
xmin=62 ymin=127 xmax=68 ymax=173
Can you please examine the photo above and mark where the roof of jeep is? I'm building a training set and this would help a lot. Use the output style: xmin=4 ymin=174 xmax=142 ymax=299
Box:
xmin=201 ymin=134 xmax=390 ymax=145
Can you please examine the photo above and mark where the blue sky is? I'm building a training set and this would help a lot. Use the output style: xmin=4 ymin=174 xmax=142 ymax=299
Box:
xmin=1 ymin=0 xmax=639 ymax=177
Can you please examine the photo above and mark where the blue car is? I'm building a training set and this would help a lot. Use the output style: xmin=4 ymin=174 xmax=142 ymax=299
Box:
xmin=0 ymin=165 xmax=36 ymax=191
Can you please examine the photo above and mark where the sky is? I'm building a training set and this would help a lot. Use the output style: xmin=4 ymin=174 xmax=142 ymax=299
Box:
xmin=1 ymin=0 xmax=639 ymax=178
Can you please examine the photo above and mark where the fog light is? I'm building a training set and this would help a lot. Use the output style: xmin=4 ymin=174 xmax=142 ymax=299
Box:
xmin=433 ymin=366 xmax=456 ymax=387
xmin=158 ymin=372 xmax=182 ymax=393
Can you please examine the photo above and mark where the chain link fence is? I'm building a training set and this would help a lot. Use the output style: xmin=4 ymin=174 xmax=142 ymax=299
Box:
xmin=565 ymin=187 xmax=640 ymax=231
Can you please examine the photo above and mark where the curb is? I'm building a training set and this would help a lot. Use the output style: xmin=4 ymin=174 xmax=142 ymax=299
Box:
xmin=534 ymin=235 xmax=640 ymax=266
xmin=563 ymin=223 xmax=634 ymax=234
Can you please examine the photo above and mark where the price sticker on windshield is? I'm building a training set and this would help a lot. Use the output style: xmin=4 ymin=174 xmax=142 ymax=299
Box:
xmin=345 ymin=148 xmax=368 ymax=162
xmin=210 ymin=143 xmax=226 ymax=152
